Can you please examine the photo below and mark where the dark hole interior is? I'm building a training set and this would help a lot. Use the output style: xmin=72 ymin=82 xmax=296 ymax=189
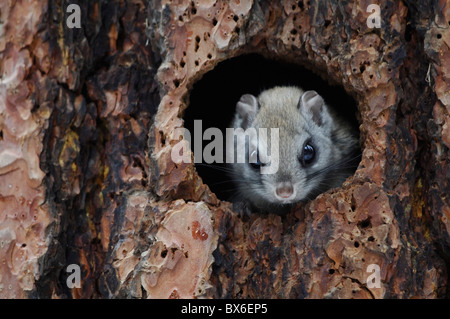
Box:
xmin=184 ymin=53 xmax=360 ymax=202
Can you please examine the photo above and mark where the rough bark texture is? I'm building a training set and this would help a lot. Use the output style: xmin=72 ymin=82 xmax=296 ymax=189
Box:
xmin=0 ymin=0 xmax=449 ymax=298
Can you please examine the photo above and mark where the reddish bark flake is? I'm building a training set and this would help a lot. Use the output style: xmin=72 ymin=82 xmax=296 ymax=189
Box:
xmin=169 ymin=289 xmax=180 ymax=299
xmin=192 ymin=221 xmax=208 ymax=241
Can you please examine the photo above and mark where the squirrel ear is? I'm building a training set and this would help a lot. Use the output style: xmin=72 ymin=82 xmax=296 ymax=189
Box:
xmin=298 ymin=90 xmax=326 ymax=126
xmin=236 ymin=94 xmax=259 ymax=128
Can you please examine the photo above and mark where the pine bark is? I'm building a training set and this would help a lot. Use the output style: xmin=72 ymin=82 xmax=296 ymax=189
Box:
xmin=0 ymin=0 xmax=449 ymax=298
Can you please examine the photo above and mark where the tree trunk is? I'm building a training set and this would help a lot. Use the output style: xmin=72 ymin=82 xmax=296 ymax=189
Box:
xmin=0 ymin=0 xmax=449 ymax=299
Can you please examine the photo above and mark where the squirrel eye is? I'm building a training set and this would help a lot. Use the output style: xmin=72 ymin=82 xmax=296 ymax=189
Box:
xmin=250 ymin=150 xmax=261 ymax=169
xmin=301 ymin=143 xmax=315 ymax=166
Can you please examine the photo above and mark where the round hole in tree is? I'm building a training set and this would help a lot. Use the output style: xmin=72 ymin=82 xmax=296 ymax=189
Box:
xmin=184 ymin=54 xmax=361 ymax=210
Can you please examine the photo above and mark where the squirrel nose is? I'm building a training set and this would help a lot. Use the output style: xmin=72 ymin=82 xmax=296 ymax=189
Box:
xmin=276 ymin=182 xmax=294 ymax=199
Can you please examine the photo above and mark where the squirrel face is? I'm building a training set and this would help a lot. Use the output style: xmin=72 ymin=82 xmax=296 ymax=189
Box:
xmin=228 ymin=86 xmax=359 ymax=212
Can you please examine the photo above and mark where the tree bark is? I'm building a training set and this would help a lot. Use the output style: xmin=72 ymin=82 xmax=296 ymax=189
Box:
xmin=0 ymin=0 xmax=449 ymax=298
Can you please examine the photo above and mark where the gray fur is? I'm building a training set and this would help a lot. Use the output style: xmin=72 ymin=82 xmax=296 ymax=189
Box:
xmin=227 ymin=86 xmax=360 ymax=213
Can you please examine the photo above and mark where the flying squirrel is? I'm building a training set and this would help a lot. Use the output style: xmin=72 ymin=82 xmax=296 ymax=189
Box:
xmin=227 ymin=86 xmax=360 ymax=213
